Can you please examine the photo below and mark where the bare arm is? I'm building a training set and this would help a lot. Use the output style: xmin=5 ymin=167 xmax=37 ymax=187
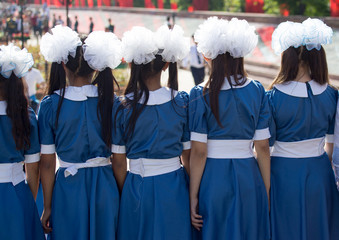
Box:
xmin=181 ymin=149 xmax=190 ymax=175
xmin=40 ymin=153 xmax=56 ymax=233
xmin=25 ymin=161 xmax=40 ymax=200
xmin=112 ymin=153 xmax=127 ymax=194
xmin=254 ymin=139 xmax=271 ymax=198
xmin=325 ymin=142 xmax=334 ymax=162
xmin=189 ymin=141 xmax=207 ymax=231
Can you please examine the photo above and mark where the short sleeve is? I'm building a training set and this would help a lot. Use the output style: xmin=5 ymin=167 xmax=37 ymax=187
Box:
xmin=189 ymin=87 xmax=208 ymax=143
xmin=333 ymin=96 xmax=339 ymax=190
xmin=111 ymin=98 xmax=126 ymax=154
xmin=38 ymin=96 xmax=55 ymax=154
xmin=327 ymin=92 xmax=338 ymax=143
xmin=266 ymin=90 xmax=276 ymax=147
xmin=253 ymin=84 xmax=271 ymax=141
xmin=24 ymin=108 xmax=40 ymax=163
xmin=179 ymin=91 xmax=191 ymax=150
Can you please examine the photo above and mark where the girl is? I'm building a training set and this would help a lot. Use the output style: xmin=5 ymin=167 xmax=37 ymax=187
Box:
xmin=115 ymin=25 xmax=191 ymax=240
xmin=0 ymin=44 xmax=45 ymax=240
xmin=189 ymin=17 xmax=271 ymax=240
xmin=39 ymin=26 xmax=122 ymax=239
xmin=269 ymin=19 xmax=339 ymax=240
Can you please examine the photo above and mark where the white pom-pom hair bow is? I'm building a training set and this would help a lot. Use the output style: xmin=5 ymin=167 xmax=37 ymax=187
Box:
xmin=121 ymin=26 xmax=158 ymax=65
xmin=83 ymin=31 xmax=122 ymax=71
xmin=194 ymin=17 xmax=258 ymax=60
xmin=155 ymin=24 xmax=190 ymax=63
xmin=40 ymin=25 xmax=82 ymax=64
xmin=272 ymin=18 xmax=333 ymax=55
xmin=0 ymin=44 xmax=34 ymax=79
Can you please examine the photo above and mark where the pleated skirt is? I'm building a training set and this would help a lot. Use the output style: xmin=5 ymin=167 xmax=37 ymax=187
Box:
xmin=117 ymin=167 xmax=192 ymax=240
xmin=194 ymin=157 xmax=270 ymax=240
xmin=0 ymin=181 xmax=45 ymax=240
xmin=271 ymin=153 xmax=339 ymax=240
xmin=48 ymin=166 xmax=119 ymax=240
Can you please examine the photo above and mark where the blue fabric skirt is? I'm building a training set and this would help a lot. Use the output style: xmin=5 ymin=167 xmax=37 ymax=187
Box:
xmin=117 ymin=167 xmax=191 ymax=240
xmin=194 ymin=157 xmax=270 ymax=240
xmin=48 ymin=166 xmax=119 ymax=240
xmin=271 ymin=153 xmax=339 ymax=240
xmin=0 ymin=181 xmax=45 ymax=240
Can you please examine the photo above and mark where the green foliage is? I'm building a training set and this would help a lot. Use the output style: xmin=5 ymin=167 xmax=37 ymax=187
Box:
xmin=209 ymin=0 xmax=224 ymax=11
xmin=177 ymin=0 xmax=191 ymax=10
xmin=164 ymin=0 xmax=171 ymax=9
xmin=263 ymin=0 xmax=281 ymax=15
xmin=133 ymin=0 xmax=144 ymax=8
xmin=224 ymin=0 xmax=242 ymax=12
xmin=151 ymin=0 xmax=158 ymax=8
xmin=264 ymin=0 xmax=330 ymax=16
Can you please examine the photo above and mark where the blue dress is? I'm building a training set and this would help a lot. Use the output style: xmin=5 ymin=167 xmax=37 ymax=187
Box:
xmin=0 ymin=101 xmax=45 ymax=240
xmin=115 ymin=87 xmax=191 ymax=240
xmin=38 ymin=85 xmax=119 ymax=240
xmin=189 ymin=77 xmax=270 ymax=240
xmin=268 ymin=80 xmax=339 ymax=240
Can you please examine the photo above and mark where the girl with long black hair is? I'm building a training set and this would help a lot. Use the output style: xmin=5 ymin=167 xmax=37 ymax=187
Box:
xmin=189 ymin=17 xmax=271 ymax=239
xmin=0 ymin=44 xmax=45 ymax=240
xmin=115 ymin=25 xmax=191 ymax=239
xmin=39 ymin=26 xmax=122 ymax=239
xmin=269 ymin=19 xmax=339 ymax=240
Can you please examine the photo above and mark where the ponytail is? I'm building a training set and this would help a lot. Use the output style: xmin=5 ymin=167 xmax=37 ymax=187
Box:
xmin=168 ymin=62 xmax=178 ymax=91
xmin=47 ymin=62 xmax=66 ymax=128
xmin=2 ymin=73 xmax=31 ymax=150
xmin=92 ymin=67 xmax=117 ymax=148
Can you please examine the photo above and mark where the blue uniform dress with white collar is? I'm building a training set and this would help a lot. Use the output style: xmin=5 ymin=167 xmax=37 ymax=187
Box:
xmin=189 ymin=77 xmax=271 ymax=240
xmin=38 ymin=85 xmax=120 ymax=240
xmin=114 ymin=87 xmax=191 ymax=240
xmin=0 ymin=102 xmax=45 ymax=240
xmin=268 ymin=80 xmax=339 ymax=240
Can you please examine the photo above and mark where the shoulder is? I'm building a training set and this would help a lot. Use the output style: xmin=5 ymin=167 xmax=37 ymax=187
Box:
xmin=248 ymin=79 xmax=265 ymax=93
xmin=189 ymin=85 xmax=204 ymax=97
xmin=28 ymin=107 xmax=37 ymax=122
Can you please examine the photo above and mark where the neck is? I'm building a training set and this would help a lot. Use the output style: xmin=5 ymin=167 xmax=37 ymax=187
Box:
xmin=68 ymin=74 xmax=93 ymax=87
xmin=145 ymin=72 xmax=162 ymax=91
xmin=294 ymin=63 xmax=311 ymax=83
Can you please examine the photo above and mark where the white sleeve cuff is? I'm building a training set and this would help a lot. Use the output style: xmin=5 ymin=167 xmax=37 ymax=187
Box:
xmin=111 ymin=144 xmax=126 ymax=154
xmin=326 ymin=134 xmax=334 ymax=143
xmin=182 ymin=141 xmax=191 ymax=150
xmin=24 ymin=153 xmax=40 ymax=163
xmin=41 ymin=144 xmax=55 ymax=154
xmin=190 ymin=132 xmax=208 ymax=143
xmin=253 ymin=128 xmax=271 ymax=141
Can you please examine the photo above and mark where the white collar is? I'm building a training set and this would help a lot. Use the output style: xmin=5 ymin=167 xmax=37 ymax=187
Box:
xmin=54 ymin=85 xmax=98 ymax=101
xmin=274 ymin=80 xmax=327 ymax=98
xmin=125 ymin=87 xmax=178 ymax=105
xmin=199 ymin=76 xmax=252 ymax=90
xmin=0 ymin=101 xmax=7 ymax=115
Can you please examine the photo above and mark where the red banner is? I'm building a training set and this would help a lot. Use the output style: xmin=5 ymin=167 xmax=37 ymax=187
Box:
xmin=193 ymin=0 xmax=208 ymax=10
xmin=245 ymin=0 xmax=264 ymax=13
xmin=331 ymin=0 xmax=339 ymax=17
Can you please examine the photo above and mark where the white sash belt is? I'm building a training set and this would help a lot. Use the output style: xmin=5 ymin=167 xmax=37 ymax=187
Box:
xmin=271 ymin=137 xmax=325 ymax=158
xmin=129 ymin=157 xmax=181 ymax=177
xmin=207 ymin=139 xmax=254 ymax=159
xmin=59 ymin=157 xmax=111 ymax=177
xmin=0 ymin=162 xmax=25 ymax=186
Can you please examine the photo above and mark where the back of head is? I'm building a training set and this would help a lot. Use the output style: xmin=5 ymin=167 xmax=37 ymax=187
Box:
xmin=0 ymin=44 xmax=34 ymax=150
xmin=194 ymin=17 xmax=257 ymax=127
xmin=270 ymin=18 xmax=332 ymax=89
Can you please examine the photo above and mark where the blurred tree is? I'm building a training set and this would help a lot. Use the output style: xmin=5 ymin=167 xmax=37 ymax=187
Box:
xmin=177 ymin=0 xmax=191 ymax=10
xmin=264 ymin=0 xmax=330 ymax=16
xmin=134 ymin=0 xmax=144 ymax=7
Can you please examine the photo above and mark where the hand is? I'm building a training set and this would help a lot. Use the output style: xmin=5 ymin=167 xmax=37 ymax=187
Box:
xmin=41 ymin=208 xmax=52 ymax=234
xmin=190 ymin=197 xmax=203 ymax=231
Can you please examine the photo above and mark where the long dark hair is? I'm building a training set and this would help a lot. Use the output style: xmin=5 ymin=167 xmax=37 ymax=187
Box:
xmin=122 ymin=54 xmax=178 ymax=138
xmin=269 ymin=46 xmax=329 ymax=89
xmin=203 ymin=52 xmax=247 ymax=127
xmin=46 ymin=45 xmax=117 ymax=148
xmin=0 ymin=73 xmax=30 ymax=150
